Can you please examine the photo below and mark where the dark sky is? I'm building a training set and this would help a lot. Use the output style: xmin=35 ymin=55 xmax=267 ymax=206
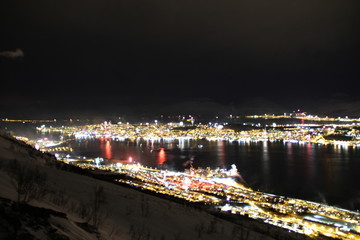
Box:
xmin=1 ymin=0 xmax=360 ymax=118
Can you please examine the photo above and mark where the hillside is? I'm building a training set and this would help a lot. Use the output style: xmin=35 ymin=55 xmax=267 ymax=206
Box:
xmin=0 ymin=196 xmax=102 ymax=240
xmin=0 ymin=128 xmax=311 ymax=240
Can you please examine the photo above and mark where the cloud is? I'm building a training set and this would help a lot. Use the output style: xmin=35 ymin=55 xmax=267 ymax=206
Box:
xmin=0 ymin=48 xmax=24 ymax=59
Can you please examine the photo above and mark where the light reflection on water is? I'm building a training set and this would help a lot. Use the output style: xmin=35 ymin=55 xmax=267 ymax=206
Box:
xmin=66 ymin=138 xmax=360 ymax=210
xmin=2 ymin=122 xmax=360 ymax=210
xmin=157 ymin=148 xmax=166 ymax=165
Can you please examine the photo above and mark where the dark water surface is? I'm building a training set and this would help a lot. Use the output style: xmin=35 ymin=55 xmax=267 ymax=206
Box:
xmin=69 ymin=138 xmax=360 ymax=210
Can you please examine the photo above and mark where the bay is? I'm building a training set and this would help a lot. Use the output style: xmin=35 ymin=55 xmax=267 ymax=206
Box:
xmin=2 ymin=122 xmax=360 ymax=211
xmin=69 ymin=138 xmax=360 ymax=210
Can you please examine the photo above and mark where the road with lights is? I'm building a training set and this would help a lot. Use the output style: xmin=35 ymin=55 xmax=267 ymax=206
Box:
xmin=10 ymin=118 xmax=360 ymax=238
xmin=69 ymin=161 xmax=360 ymax=239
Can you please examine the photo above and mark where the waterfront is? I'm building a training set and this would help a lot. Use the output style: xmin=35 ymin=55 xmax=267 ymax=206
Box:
xmin=2 ymin=120 xmax=360 ymax=211
xmin=68 ymin=138 xmax=360 ymax=210
xmin=69 ymin=161 xmax=360 ymax=239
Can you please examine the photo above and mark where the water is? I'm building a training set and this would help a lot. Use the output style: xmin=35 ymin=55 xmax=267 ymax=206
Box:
xmin=67 ymin=138 xmax=360 ymax=210
xmin=2 ymin=122 xmax=360 ymax=210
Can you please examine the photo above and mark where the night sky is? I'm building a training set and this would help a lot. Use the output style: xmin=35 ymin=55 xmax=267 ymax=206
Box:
xmin=1 ymin=0 xmax=360 ymax=118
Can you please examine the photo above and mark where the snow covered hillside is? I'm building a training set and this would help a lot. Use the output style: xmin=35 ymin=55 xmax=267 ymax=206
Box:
xmin=0 ymin=128 xmax=309 ymax=240
xmin=0 ymin=196 xmax=103 ymax=240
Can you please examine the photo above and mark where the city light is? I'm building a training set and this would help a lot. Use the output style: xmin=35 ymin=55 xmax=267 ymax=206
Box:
xmin=66 ymin=160 xmax=360 ymax=239
xmin=8 ymin=115 xmax=360 ymax=239
xmin=36 ymin=120 xmax=360 ymax=148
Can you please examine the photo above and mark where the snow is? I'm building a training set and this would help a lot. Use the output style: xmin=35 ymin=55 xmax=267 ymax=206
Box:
xmin=0 ymin=129 xmax=276 ymax=240
xmin=48 ymin=216 xmax=99 ymax=240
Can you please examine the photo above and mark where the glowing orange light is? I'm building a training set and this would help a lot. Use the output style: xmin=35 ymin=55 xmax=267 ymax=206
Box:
xmin=158 ymin=148 xmax=166 ymax=165
xmin=217 ymin=141 xmax=226 ymax=166
xmin=105 ymin=140 xmax=113 ymax=159
xmin=100 ymin=139 xmax=113 ymax=159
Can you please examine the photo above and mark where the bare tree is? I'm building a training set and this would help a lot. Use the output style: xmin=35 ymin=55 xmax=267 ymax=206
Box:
xmin=50 ymin=189 xmax=70 ymax=207
xmin=194 ymin=222 xmax=205 ymax=238
xmin=232 ymin=225 xmax=250 ymax=240
xmin=91 ymin=184 xmax=107 ymax=227
xmin=140 ymin=195 xmax=150 ymax=218
xmin=207 ymin=217 xmax=218 ymax=234
xmin=71 ymin=200 xmax=92 ymax=222
xmin=6 ymin=159 xmax=47 ymax=203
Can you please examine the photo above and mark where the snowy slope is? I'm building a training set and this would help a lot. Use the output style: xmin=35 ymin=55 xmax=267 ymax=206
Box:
xmin=0 ymin=128 xmax=283 ymax=240
xmin=0 ymin=197 xmax=101 ymax=240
